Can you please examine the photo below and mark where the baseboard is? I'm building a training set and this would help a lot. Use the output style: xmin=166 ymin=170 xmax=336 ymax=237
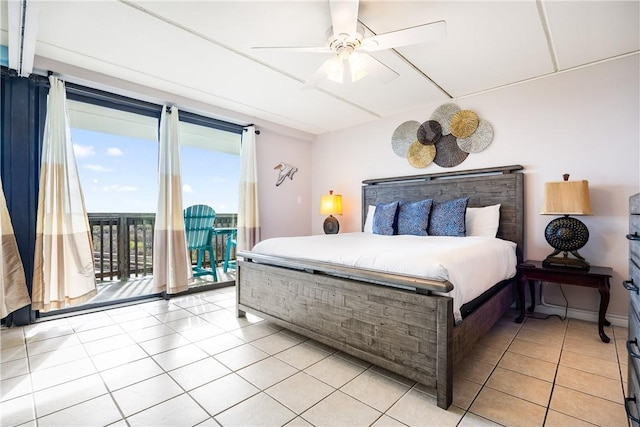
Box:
xmin=535 ymin=296 xmax=628 ymax=328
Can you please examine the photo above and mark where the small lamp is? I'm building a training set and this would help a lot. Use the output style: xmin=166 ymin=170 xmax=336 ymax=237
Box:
xmin=320 ymin=190 xmax=343 ymax=234
xmin=540 ymin=174 xmax=592 ymax=270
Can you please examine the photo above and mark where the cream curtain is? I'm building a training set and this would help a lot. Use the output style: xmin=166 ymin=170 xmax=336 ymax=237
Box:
xmin=153 ymin=106 xmax=191 ymax=294
xmin=237 ymin=126 xmax=261 ymax=251
xmin=0 ymin=178 xmax=31 ymax=318
xmin=32 ymin=76 xmax=97 ymax=311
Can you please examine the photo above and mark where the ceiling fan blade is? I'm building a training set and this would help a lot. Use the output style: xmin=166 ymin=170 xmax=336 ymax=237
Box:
xmin=251 ymin=46 xmax=332 ymax=53
xmin=329 ymin=0 xmax=359 ymax=36
xmin=301 ymin=58 xmax=333 ymax=89
xmin=359 ymin=52 xmax=399 ymax=85
xmin=361 ymin=20 xmax=446 ymax=52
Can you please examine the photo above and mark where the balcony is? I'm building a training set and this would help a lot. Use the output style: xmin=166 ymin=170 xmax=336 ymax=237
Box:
xmin=86 ymin=212 xmax=237 ymax=304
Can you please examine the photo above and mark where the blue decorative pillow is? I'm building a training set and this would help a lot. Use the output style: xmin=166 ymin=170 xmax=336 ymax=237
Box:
xmin=372 ymin=201 xmax=399 ymax=235
xmin=397 ymin=199 xmax=433 ymax=236
xmin=428 ymin=197 xmax=470 ymax=236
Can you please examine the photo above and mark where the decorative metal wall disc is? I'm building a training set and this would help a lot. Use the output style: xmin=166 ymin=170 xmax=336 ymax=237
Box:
xmin=457 ymin=120 xmax=494 ymax=153
xmin=434 ymin=134 xmax=469 ymax=168
xmin=417 ymin=120 xmax=442 ymax=145
xmin=450 ymin=110 xmax=479 ymax=138
xmin=407 ymin=140 xmax=436 ymax=168
xmin=391 ymin=120 xmax=421 ymax=158
xmin=430 ymin=103 xmax=460 ymax=135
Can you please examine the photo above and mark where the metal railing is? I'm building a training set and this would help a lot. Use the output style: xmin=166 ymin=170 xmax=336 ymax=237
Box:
xmin=88 ymin=212 xmax=237 ymax=282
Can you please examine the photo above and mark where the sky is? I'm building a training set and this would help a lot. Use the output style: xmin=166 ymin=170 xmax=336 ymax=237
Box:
xmin=71 ymin=128 xmax=240 ymax=214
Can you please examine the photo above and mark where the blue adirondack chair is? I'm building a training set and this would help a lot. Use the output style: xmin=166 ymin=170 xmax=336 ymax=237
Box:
xmin=184 ymin=204 xmax=217 ymax=281
xmin=223 ymin=231 xmax=237 ymax=273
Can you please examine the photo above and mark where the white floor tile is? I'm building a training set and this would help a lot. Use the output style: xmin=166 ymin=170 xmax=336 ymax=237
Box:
xmin=127 ymin=393 xmax=209 ymax=427
xmin=100 ymin=357 xmax=164 ymax=391
xmin=301 ymin=390 xmax=382 ymax=426
xmin=30 ymin=357 xmax=97 ymax=391
xmin=214 ymin=343 xmax=269 ymax=371
xmin=214 ymin=392 xmax=295 ymax=426
xmin=0 ymin=394 xmax=35 ymax=426
xmin=304 ymin=354 xmax=367 ymax=388
xmin=195 ymin=332 xmax=245 ymax=356
xmin=25 ymin=333 xmax=81 ymax=356
xmin=168 ymin=357 xmax=231 ymax=391
xmin=138 ymin=333 xmax=191 ymax=355
xmin=33 ymin=374 xmax=107 ymax=417
xmin=237 ymin=356 xmax=297 ymax=389
xmin=0 ymin=373 xmax=32 ymax=402
xmin=0 ymin=357 xmax=29 ymax=380
xmin=151 ymin=343 xmax=209 ymax=371
xmin=189 ymin=373 xmax=259 ymax=416
xmin=111 ymin=373 xmax=183 ymax=417
xmin=341 ymin=369 xmax=411 ymax=412
xmin=91 ymin=343 xmax=149 ymax=371
xmin=275 ymin=341 xmax=333 ymax=370
xmin=266 ymin=371 xmax=335 ymax=414
xmin=37 ymin=394 xmax=122 ymax=427
xmin=28 ymin=344 xmax=89 ymax=371
xmin=386 ymin=389 xmax=465 ymax=427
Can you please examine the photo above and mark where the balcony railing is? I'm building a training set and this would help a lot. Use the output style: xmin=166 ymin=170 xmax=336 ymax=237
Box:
xmin=89 ymin=212 xmax=237 ymax=282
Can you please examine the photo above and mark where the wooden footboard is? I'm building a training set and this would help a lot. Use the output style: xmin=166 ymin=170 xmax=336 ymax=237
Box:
xmin=236 ymin=260 xmax=454 ymax=409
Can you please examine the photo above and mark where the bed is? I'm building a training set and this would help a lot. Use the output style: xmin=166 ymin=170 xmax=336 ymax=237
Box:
xmin=235 ymin=165 xmax=524 ymax=409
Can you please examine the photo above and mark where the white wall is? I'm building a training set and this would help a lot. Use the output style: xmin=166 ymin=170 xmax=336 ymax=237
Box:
xmin=311 ymin=55 xmax=639 ymax=319
xmin=255 ymin=129 xmax=312 ymax=240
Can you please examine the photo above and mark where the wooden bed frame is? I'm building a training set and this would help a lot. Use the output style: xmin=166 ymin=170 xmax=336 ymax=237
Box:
xmin=236 ymin=165 xmax=524 ymax=409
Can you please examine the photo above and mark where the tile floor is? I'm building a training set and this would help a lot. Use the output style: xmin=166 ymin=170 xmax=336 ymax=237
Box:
xmin=0 ymin=286 xmax=631 ymax=427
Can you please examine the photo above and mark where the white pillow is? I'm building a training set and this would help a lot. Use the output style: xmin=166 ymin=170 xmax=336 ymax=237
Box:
xmin=363 ymin=205 xmax=376 ymax=233
xmin=466 ymin=204 xmax=501 ymax=237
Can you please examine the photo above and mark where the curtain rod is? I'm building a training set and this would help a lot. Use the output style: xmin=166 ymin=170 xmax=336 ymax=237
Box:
xmin=244 ymin=125 xmax=260 ymax=135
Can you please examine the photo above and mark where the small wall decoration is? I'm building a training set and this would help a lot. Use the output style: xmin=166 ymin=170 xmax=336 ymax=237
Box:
xmin=407 ymin=140 xmax=436 ymax=168
xmin=390 ymin=103 xmax=494 ymax=169
xmin=274 ymin=162 xmax=298 ymax=186
xmin=391 ymin=120 xmax=421 ymax=158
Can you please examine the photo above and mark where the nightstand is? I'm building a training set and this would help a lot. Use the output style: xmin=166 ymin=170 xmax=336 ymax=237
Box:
xmin=515 ymin=260 xmax=613 ymax=343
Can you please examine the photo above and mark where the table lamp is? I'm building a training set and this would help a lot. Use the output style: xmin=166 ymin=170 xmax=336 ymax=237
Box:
xmin=320 ymin=190 xmax=342 ymax=234
xmin=540 ymin=174 xmax=592 ymax=270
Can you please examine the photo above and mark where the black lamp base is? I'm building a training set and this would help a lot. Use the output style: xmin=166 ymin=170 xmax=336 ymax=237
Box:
xmin=543 ymin=215 xmax=590 ymax=270
xmin=323 ymin=215 xmax=340 ymax=234
xmin=542 ymin=249 xmax=590 ymax=271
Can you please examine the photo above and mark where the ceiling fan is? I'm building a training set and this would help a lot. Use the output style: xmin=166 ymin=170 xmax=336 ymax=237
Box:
xmin=252 ymin=0 xmax=446 ymax=88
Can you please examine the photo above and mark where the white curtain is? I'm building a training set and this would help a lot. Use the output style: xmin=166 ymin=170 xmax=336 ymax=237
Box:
xmin=153 ymin=106 xmax=191 ymax=294
xmin=237 ymin=126 xmax=260 ymax=251
xmin=0 ymin=177 xmax=31 ymax=318
xmin=32 ymin=76 xmax=96 ymax=311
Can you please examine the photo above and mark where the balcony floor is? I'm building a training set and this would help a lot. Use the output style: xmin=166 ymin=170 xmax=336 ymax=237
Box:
xmin=87 ymin=266 xmax=237 ymax=305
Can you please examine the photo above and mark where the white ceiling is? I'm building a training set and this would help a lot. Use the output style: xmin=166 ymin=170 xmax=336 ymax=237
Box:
xmin=1 ymin=0 xmax=638 ymax=136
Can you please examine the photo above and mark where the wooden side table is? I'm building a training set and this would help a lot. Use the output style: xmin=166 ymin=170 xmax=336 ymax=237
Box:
xmin=515 ymin=260 xmax=613 ymax=343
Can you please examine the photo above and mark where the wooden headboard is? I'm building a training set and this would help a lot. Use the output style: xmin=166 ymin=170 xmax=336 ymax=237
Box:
xmin=361 ymin=165 xmax=525 ymax=262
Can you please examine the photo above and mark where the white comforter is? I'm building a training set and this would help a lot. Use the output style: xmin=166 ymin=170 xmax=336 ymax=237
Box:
xmin=250 ymin=232 xmax=517 ymax=324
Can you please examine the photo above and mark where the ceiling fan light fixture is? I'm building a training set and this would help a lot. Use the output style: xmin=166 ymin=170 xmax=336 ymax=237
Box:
xmin=348 ymin=51 xmax=368 ymax=82
xmin=324 ymin=50 xmax=368 ymax=84
xmin=325 ymin=55 xmax=345 ymax=83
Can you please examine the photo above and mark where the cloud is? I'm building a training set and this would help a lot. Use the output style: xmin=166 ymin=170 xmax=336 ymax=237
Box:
xmin=103 ymin=185 xmax=138 ymax=193
xmin=73 ymin=144 xmax=95 ymax=158
xmin=107 ymin=147 xmax=124 ymax=156
xmin=84 ymin=164 xmax=113 ymax=172
xmin=183 ymin=184 xmax=194 ymax=193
